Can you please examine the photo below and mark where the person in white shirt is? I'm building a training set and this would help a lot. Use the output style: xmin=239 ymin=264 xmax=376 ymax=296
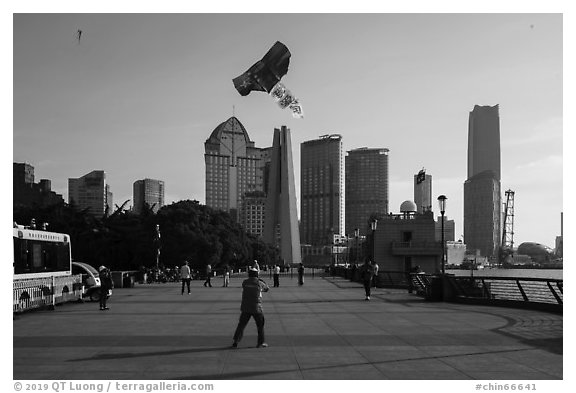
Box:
xmin=180 ymin=261 xmax=191 ymax=295
xmin=273 ymin=264 xmax=281 ymax=287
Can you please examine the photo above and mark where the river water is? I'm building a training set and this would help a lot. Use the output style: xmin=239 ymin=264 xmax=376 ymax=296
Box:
xmin=446 ymin=268 xmax=563 ymax=280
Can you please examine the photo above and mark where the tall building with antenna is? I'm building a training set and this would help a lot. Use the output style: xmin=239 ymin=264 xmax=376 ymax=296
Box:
xmin=204 ymin=116 xmax=268 ymax=222
xmin=464 ymin=104 xmax=502 ymax=258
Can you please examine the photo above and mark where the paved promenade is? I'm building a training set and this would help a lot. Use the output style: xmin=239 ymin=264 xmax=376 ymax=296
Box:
xmin=13 ymin=273 xmax=563 ymax=380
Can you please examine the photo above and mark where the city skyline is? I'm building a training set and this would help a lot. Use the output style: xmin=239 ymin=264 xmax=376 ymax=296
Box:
xmin=12 ymin=13 xmax=563 ymax=248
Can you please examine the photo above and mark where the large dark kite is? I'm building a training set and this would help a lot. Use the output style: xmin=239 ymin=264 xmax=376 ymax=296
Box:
xmin=233 ymin=41 xmax=303 ymax=118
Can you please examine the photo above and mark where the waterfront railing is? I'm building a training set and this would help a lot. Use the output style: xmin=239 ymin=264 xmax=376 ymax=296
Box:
xmin=331 ymin=266 xmax=562 ymax=312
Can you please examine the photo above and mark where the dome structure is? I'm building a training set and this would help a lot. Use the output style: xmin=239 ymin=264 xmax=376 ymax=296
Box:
xmin=206 ymin=116 xmax=250 ymax=144
xmin=517 ymin=242 xmax=554 ymax=260
xmin=400 ymin=200 xmax=417 ymax=213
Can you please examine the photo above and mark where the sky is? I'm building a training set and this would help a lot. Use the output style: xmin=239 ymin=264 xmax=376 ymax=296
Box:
xmin=10 ymin=10 xmax=565 ymax=249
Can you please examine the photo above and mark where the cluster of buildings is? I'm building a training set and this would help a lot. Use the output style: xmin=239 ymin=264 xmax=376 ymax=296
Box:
xmin=17 ymin=104 xmax=560 ymax=271
xmin=202 ymin=114 xmax=465 ymax=272
xmin=13 ymin=164 xmax=165 ymax=218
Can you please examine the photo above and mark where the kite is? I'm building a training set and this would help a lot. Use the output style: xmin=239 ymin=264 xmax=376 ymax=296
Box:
xmin=77 ymin=29 xmax=82 ymax=44
xmin=233 ymin=41 xmax=303 ymax=118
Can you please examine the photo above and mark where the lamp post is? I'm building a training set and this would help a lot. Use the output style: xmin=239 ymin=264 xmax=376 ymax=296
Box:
xmin=437 ymin=195 xmax=447 ymax=274
xmin=354 ymin=228 xmax=359 ymax=265
xmin=153 ymin=224 xmax=161 ymax=271
xmin=370 ymin=219 xmax=378 ymax=262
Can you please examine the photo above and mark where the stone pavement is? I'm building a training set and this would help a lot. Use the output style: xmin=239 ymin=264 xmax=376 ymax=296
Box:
xmin=12 ymin=273 xmax=563 ymax=380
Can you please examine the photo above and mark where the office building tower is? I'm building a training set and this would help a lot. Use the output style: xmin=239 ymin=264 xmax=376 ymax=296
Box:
xmin=414 ymin=169 xmax=432 ymax=214
xmin=464 ymin=104 xmax=502 ymax=258
xmin=68 ymin=170 xmax=112 ymax=218
xmin=240 ymin=191 xmax=267 ymax=238
xmin=263 ymin=126 xmax=301 ymax=265
xmin=204 ymin=116 xmax=268 ymax=222
xmin=345 ymin=147 xmax=389 ymax=237
xmin=133 ymin=178 xmax=165 ymax=214
xmin=301 ymin=134 xmax=344 ymax=245
xmin=13 ymin=162 xmax=64 ymax=207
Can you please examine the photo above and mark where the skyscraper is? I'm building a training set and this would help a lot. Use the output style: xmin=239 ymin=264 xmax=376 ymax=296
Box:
xmin=414 ymin=169 xmax=432 ymax=214
xmin=345 ymin=147 xmax=389 ymax=237
xmin=300 ymin=134 xmax=344 ymax=245
xmin=204 ymin=117 xmax=268 ymax=222
xmin=464 ymin=104 xmax=502 ymax=258
xmin=68 ymin=170 xmax=112 ymax=218
xmin=263 ymin=126 xmax=301 ymax=265
xmin=133 ymin=178 xmax=165 ymax=214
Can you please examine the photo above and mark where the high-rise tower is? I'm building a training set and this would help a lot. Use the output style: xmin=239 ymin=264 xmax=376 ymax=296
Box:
xmin=263 ymin=126 xmax=301 ymax=265
xmin=133 ymin=178 xmax=165 ymax=214
xmin=68 ymin=170 xmax=112 ymax=218
xmin=345 ymin=147 xmax=389 ymax=237
xmin=300 ymin=134 xmax=344 ymax=245
xmin=464 ymin=104 xmax=502 ymax=258
xmin=414 ymin=169 xmax=432 ymax=214
xmin=204 ymin=117 xmax=268 ymax=222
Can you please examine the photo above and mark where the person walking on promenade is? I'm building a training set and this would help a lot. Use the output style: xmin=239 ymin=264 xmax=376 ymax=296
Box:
xmin=371 ymin=260 xmax=379 ymax=288
xmin=360 ymin=260 xmax=375 ymax=300
xmin=273 ymin=264 xmax=280 ymax=287
xmin=180 ymin=260 xmax=191 ymax=295
xmin=231 ymin=267 xmax=270 ymax=348
xmin=204 ymin=264 xmax=213 ymax=287
xmin=223 ymin=264 xmax=231 ymax=287
xmin=98 ymin=266 xmax=114 ymax=310
xmin=297 ymin=263 xmax=305 ymax=286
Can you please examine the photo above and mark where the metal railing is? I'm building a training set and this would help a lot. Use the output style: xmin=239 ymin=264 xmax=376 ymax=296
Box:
xmin=13 ymin=274 xmax=83 ymax=313
xmin=448 ymin=275 xmax=563 ymax=306
xmin=331 ymin=267 xmax=563 ymax=312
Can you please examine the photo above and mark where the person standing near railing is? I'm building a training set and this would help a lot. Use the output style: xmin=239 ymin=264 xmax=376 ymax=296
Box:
xmin=360 ymin=260 xmax=375 ymax=300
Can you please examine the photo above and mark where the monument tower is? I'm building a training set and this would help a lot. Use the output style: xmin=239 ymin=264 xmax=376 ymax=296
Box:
xmin=263 ymin=126 xmax=301 ymax=265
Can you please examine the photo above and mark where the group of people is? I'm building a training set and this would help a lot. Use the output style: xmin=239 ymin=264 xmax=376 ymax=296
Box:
xmin=98 ymin=258 xmax=382 ymax=349
xmin=179 ymin=261 xmax=224 ymax=293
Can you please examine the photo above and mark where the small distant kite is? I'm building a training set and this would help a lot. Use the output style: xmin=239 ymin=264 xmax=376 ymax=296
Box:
xmin=233 ymin=41 xmax=303 ymax=118
xmin=77 ymin=29 xmax=82 ymax=43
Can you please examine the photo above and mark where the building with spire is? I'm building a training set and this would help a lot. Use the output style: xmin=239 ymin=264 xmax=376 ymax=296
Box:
xmin=204 ymin=116 xmax=269 ymax=222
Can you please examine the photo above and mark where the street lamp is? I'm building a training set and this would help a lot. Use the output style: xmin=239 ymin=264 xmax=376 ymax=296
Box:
xmin=437 ymin=195 xmax=447 ymax=274
xmin=354 ymin=228 xmax=359 ymax=265
xmin=370 ymin=219 xmax=378 ymax=262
